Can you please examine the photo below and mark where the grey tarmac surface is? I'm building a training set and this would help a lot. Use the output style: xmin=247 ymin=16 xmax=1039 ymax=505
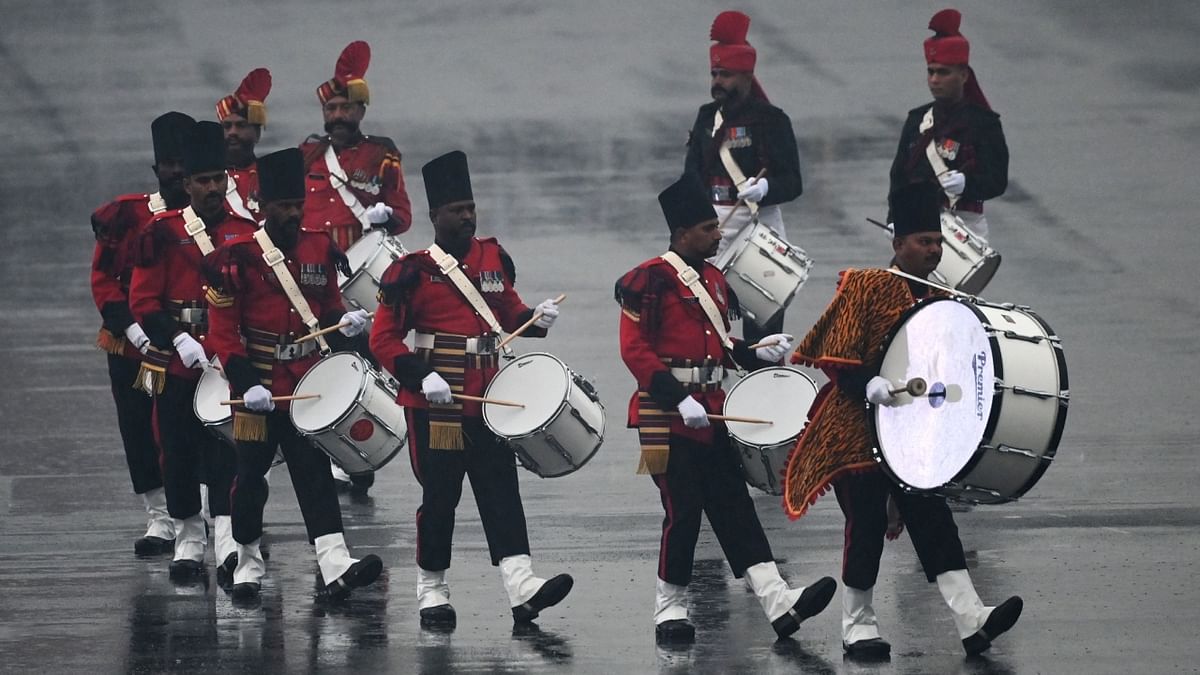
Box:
xmin=1 ymin=1 xmax=1198 ymax=672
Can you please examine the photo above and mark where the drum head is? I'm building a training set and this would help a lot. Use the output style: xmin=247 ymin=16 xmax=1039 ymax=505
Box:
xmin=291 ymin=352 xmax=369 ymax=432
xmin=484 ymin=353 xmax=570 ymax=437
xmin=194 ymin=365 xmax=231 ymax=424
xmin=724 ymin=367 xmax=818 ymax=445
xmin=873 ymin=298 xmax=995 ymax=490
xmin=341 ymin=229 xmax=386 ymax=283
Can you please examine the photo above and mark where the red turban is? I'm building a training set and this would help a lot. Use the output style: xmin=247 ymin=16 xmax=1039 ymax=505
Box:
xmin=709 ymin=11 xmax=768 ymax=102
xmin=923 ymin=9 xmax=990 ymax=110
xmin=316 ymin=41 xmax=371 ymax=105
xmin=215 ymin=68 xmax=272 ymax=126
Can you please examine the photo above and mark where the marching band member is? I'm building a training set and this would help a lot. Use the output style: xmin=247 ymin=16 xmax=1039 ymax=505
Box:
xmin=204 ymin=147 xmax=380 ymax=603
xmin=90 ymin=111 xmax=193 ymax=557
xmin=683 ymin=10 xmax=804 ymax=344
xmin=783 ymin=183 xmax=1022 ymax=658
xmin=370 ymin=150 xmax=571 ymax=630
xmin=216 ymin=67 xmax=272 ymax=223
xmin=615 ymin=173 xmax=833 ymax=645
xmin=128 ymin=121 xmax=258 ymax=582
xmin=888 ymin=8 xmax=1008 ymax=240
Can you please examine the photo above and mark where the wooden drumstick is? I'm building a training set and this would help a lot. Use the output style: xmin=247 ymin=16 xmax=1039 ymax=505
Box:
xmin=669 ymin=412 xmax=773 ymax=425
xmin=717 ymin=169 xmax=768 ymax=230
xmin=294 ymin=312 xmax=376 ymax=344
xmin=495 ymin=293 xmax=567 ymax=351
xmin=746 ymin=335 xmax=795 ymax=351
xmin=889 ymin=378 xmax=928 ymax=397
xmin=220 ymin=393 xmax=321 ymax=405
xmin=452 ymin=393 xmax=525 ymax=408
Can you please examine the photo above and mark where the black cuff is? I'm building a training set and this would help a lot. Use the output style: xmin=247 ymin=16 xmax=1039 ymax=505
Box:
xmin=142 ymin=311 xmax=178 ymax=350
xmin=648 ymin=370 xmax=689 ymax=410
xmin=730 ymin=339 xmax=769 ymax=371
xmin=100 ymin=302 xmax=135 ymax=334
xmin=223 ymin=355 xmax=262 ymax=395
xmin=836 ymin=365 xmax=876 ymax=402
xmin=394 ymin=354 xmax=434 ymax=392
xmin=515 ymin=307 xmax=548 ymax=338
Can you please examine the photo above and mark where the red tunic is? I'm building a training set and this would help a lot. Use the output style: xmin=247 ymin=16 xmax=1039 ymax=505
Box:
xmin=299 ymin=134 xmax=412 ymax=251
xmin=129 ymin=209 xmax=258 ymax=380
xmin=205 ymin=229 xmax=348 ymax=403
xmin=370 ymin=237 xmax=540 ymax=417
xmin=226 ymin=164 xmax=261 ymax=222
xmin=90 ymin=192 xmax=164 ymax=360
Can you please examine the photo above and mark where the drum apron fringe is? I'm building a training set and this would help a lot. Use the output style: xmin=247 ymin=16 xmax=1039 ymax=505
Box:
xmin=233 ymin=411 xmax=269 ymax=442
xmin=429 ymin=418 xmax=465 ymax=450
xmin=135 ymin=363 xmax=166 ymax=395
xmin=95 ymin=328 xmax=126 ymax=355
xmin=635 ymin=392 xmax=671 ymax=475
xmin=783 ymin=460 xmax=877 ymax=520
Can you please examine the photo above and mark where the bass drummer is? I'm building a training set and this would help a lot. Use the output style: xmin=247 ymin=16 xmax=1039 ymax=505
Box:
xmin=204 ymin=147 xmax=380 ymax=603
xmin=370 ymin=150 xmax=573 ymax=631
xmin=781 ymin=183 xmax=1021 ymax=659
xmin=615 ymin=173 xmax=833 ymax=646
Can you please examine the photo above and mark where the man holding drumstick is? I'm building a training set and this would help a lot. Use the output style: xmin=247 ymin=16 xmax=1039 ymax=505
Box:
xmin=615 ymin=173 xmax=833 ymax=645
xmin=783 ymin=183 xmax=1021 ymax=659
xmin=370 ymin=150 xmax=571 ymax=631
xmin=204 ymin=148 xmax=377 ymax=602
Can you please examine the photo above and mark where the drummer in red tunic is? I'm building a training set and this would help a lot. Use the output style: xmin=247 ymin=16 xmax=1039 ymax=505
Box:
xmin=614 ymin=173 xmax=833 ymax=645
xmin=370 ymin=150 xmax=571 ymax=631
xmin=783 ymin=183 xmax=1022 ymax=659
xmin=204 ymin=147 xmax=379 ymax=603
xmin=216 ymin=67 xmax=272 ymax=222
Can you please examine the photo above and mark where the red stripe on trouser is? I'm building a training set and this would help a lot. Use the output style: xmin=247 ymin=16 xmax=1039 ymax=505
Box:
xmin=653 ymin=472 xmax=676 ymax=581
xmin=407 ymin=407 xmax=423 ymax=565
xmin=835 ymin=476 xmax=854 ymax=584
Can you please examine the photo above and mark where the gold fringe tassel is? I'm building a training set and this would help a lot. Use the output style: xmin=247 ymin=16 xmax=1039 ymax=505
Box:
xmin=234 ymin=411 xmax=269 ymax=442
xmin=346 ymin=78 xmax=370 ymax=105
xmin=246 ymin=100 xmax=267 ymax=126
xmin=95 ymin=328 xmax=126 ymax=355
xmin=429 ymin=421 xmax=464 ymax=451
xmin=135 ymin=363 xmax=166 ymax=395
xmin=636 ymin=446 xmax=670 ymax=476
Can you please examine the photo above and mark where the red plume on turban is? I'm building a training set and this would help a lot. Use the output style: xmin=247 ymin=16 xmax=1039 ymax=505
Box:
xmin=216 ymin=68 xmax=272 ymax=126
xmin=923 ymin=9 xmax=990 ymax=110
xmin=317 ymin=41 xmax=371 ymax=105
xmin=709 ymin=11 xmax=768 ymax=102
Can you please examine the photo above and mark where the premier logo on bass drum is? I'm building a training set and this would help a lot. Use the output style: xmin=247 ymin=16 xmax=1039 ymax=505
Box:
xmin=972 ymin=350 xmax=988 ymax=420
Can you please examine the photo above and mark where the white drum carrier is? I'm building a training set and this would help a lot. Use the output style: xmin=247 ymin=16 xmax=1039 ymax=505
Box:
xmin=871 ymin=296 xmax=1069 ymax=504
xmin=482 ymin=352 xmax=604 ymax=478
xmin=716 ymin=222 xmax=813 ymax=326
xmin=932 ymin=211 xmax=1000 ymax=295
xmin=723 ymin=367 xmax=819 ymax=495
xmin=338 ymin=229 xmax=408 ymax=314
xmin=290 ymin=352 xmax=407 ymax=474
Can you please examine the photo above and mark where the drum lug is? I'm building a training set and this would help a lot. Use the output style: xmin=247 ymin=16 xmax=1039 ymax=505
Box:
xmin=735 ymin=271 xmax=778 ymax=303
xmin=545 ymin=433 xmax=579 ymax=471
xmin=569 ymin=407 xmax=600 ymax=438
xmin=1007 ymin=384 xmax=1068 ymax=401
xmin=982 ymin=443 xmax=1045 ymax=460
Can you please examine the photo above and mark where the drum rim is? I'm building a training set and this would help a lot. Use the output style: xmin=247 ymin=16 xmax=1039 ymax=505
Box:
xmin=723 ymin=365 xmax=817 ymax=444
xmin=482 ymin=351 xmax=571 ymax=436
xmin=289 ymin=351 xmax=373 ymax=432
xmin=193 ymin=366 xmax=232 ymax=425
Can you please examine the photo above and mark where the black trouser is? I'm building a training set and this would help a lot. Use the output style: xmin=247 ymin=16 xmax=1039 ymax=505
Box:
xmin=231 ymin=411 xmax=343 ymax=544
xmin=833 ymin=469 xmax=968 ymax=588
xmin=407 ymin=409 xmax=530 ymax=570
xmin=154 ymin=375 xmax=234 ymax=519
xmin=651 ymin=431 xmax=774 ymax=586
xmin=106 ymin=354 xmax=162 ymax=495
xmin=742 ymin=310 xmax=786 ymax=345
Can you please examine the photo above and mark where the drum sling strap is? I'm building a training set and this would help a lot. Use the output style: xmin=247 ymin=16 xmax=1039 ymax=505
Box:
xmin=324 ymin=143 xmax=373 ymax=230
xmin=920 ymin=108 xmax=960 ymax=210
xmin=712 ymin=109 xmax=759 ymax=220
xmin=225 ymin=172 xmax=256 ymax=222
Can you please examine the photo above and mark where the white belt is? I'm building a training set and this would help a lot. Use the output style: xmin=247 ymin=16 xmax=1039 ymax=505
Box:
xmin=274 ymin=340 xmax=318 ymax=361
xmin=413 ymin=332 xmax=498 ymax=354
xmin=670 ymin=365 xmax=725 ymax=384
xmin=177 ymin=308 xmax=208 ymax=324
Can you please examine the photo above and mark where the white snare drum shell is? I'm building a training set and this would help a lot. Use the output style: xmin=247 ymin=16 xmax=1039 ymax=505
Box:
xmin=934 ymin=212 xmax=1000 ymax=295
xmin=194 ymin=363 xmax=234 ymax=446
xmin=724 ymin=367 xmax=819 ymax=495
xmin=339 ymin=230 xmax=407 ymax=314
xmin=721 ymin=223 xmax=813 ymax=325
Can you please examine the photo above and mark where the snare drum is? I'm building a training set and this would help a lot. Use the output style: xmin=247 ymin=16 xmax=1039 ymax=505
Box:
xmin=482 ymin=352 xmax=604 ymax=478
xmin=194 ymin=363 xmax=235 ymax=447
xmin=932 ymin=211 xmax=1001 ymax=295
xmin=724 ymin=367 xmax=819 ymax=495
xmin=339 ymin=229 xmax=408 ymax=313
xmin=871 ymin=297 xmax=1069 ymax=504
xmin=717 ymin=222 xmax=813 ymax=325
xmin=290 ymin=352 xmax=407 ymax=474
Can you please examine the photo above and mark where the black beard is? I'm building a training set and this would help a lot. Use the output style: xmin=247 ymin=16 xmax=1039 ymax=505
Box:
xmin=265 ymin=217 xmax=300 ymax=250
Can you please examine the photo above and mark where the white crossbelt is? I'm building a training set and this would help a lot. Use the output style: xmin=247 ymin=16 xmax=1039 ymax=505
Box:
xmin=148 ymin=191 xmax=166 ymax=214
xmin=919 ymin=107 xmax=960 ymax=210
xmin=659 ymin=251 xmax=734 ymax=350
xmin=253 ymin=228 xmax=331 ymax=355
xmin=323 ymin=144 xmax=372 ymax=229
xmin=426 ymin=243 xmax=514 ymax=357
xmin=181 ymin=205 xmax=216 ymax=256
xmin=225 ymin=172 xmax=255 ymax=221
xmin=712 ymin=109 xmax=759 ymax=218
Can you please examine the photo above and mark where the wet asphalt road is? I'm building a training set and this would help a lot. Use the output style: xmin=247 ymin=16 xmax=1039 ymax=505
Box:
xmin=1 ymin=1 xmax=1198 ymax=672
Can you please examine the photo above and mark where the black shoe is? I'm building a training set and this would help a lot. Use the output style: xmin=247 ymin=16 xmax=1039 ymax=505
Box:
xmin=216 ymin=552 xmax=238 ymax=591
xmin=512 ymin=574 xmax=573 ymax=623
xmin=325 ymin=554 xmax=384 ymax=601
xmin=772 ymin=576 xmax=837 ymax=638
xmin=231 ymin=582 xmax=261 ymax=603
xmin=655 ymin=619 xmax=696 ymax=645
xmin=419 ymin=604 xmax=457 ymax=630
xmin=168 ymin=559 xmax=206 ymax=581
xmin=134 ymin=536 xmax=174 ymax=557
xmin=963 ymin=596 xmax=1023 ymax=656
xmin=349 ymin=471 xmax=374 ymax=496
xmin=843 ymin=637 xmax=891 ymax=659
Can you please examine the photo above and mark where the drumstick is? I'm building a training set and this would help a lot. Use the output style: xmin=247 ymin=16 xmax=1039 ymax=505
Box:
xmin=717 ymin=169 xmax=768 ymax=230
xmin=669 ymin=412 xmax=773 ymax=425
xmin=495 ymin=293 xmax=567 ymax=351
xmin=866 ymin=217 xmax=894 ymax=234
xmin=889 ymin=378 xmax=928 ymax=397
xmin=745 ymin=334 xmax=795 ymax=350
xmin=294 ymin=312 xmax=376 ymax=344
xmin=451 ymin=393 xmax=525 ymax=408
xmin=219 ymin=394 xmax=321 ymax=405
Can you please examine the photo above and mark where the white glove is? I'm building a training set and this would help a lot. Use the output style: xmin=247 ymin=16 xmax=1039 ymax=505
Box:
xmin=172 ymin=332 xmax=207 ymax=369
xmin=124 ymin=323 xmax=150 ymax=354
xmin=736 ymin=176 xmax=769 ymax=203
xmin=533 ymin=298 xmax=560 ymax=329
xmin=365 ymin=202 xmax=393 ymax=225
xmin=338 ymin=309 xmax=370 ymax=336
xmin=865 ymin=376 xmax=897 ymax=406
xmin=754 ymin=333 xmax=793 ymax=363
xmin=421 ymin=372 xmax=453 ymax=404
xmin=243 ymin=385 xmax=275 ymax=412
xmin=676 ymin=396 xmax=710 ymax=429
xmin=938 ymin=170 xmax=966 ymax=196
